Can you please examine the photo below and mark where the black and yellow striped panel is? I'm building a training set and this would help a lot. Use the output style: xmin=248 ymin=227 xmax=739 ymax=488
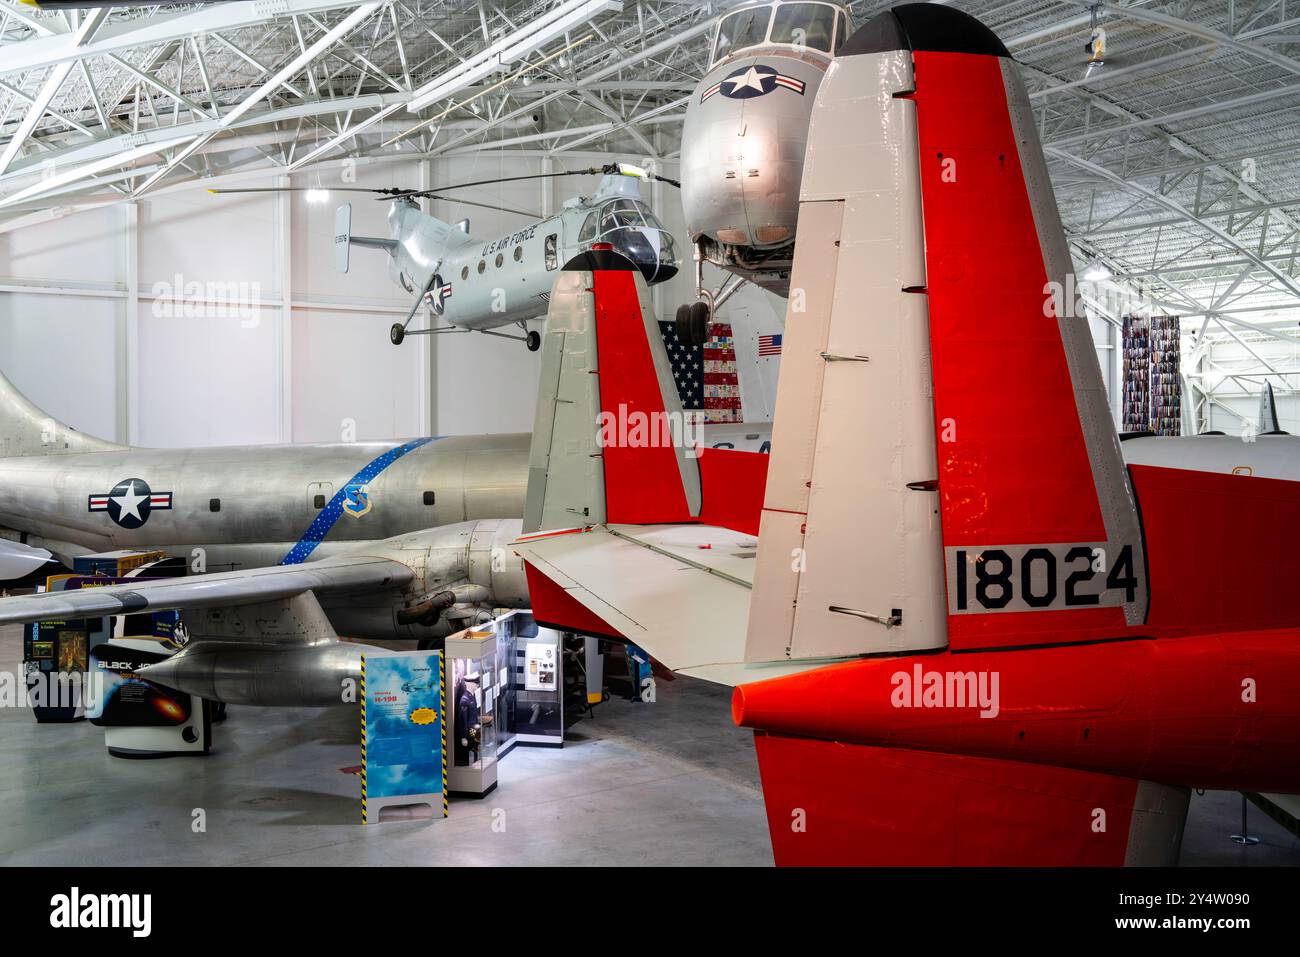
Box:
xmin=359 ymin=655 xmax=368 ymax=824
xmin=440 ymin=653 xmax=448 ymax=818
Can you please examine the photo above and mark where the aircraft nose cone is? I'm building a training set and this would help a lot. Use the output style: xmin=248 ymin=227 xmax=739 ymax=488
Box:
xmin=681 ymin=55 xmax=819 ymax=249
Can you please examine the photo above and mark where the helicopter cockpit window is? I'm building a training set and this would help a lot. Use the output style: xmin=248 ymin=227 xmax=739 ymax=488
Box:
xmin=600 ymin=199 xmax=644 ymax=232
xmin=770 ymin=3 xmax=835 ymax=53
xmin=713 ymin=6 xmax=771 ymax=65
xmin=833 ymin=10 xmax=848 ymax=52
xmin=583 ymin=199 xmax=678 ymax=285
xmin=544 ymin=233 xmax=558 ymax=270
xmin=578 ymin=211 xmax=600 ymax=243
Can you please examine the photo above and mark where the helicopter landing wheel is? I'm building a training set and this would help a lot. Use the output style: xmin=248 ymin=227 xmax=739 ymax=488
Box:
xmin=525 ymin=330 xmax=541 ymax=352
xmin=687 ymin=300 xmax=710 ymax=346
xmin=390 ymin=323 xmax=406 ymax=346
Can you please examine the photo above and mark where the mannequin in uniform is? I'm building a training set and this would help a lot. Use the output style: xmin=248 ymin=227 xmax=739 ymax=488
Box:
xmin=455 ymin=672 xmax=482 ymax=766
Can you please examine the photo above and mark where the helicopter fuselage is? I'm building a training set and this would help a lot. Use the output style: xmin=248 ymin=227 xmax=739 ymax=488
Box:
xmin=380 ymin=173 xmax=679 ymax=334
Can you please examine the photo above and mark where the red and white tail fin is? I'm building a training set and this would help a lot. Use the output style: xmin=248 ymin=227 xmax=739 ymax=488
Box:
xmin=516 ymin=249 xmax=782 ymax=677
xmin=732 ymin=2 xmax=1192 ymax=868
xmin=523 ymin=249 xmax=701 ymax=534
xmin=746 ymin=3 xmax=1148 ymax=666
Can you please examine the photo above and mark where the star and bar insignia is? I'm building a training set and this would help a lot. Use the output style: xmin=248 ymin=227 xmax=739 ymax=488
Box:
xmin=701 ymin=64 xmax=806 ymax=102
xmin=89 ymin=478 xmax=173 ymax=529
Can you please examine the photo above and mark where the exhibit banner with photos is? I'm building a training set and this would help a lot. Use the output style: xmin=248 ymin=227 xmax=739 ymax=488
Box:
xmin=360 ymin=649 xmax=447 ymax=824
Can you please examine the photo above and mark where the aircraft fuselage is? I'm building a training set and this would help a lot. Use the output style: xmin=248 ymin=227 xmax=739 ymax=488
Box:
xmin=384 ymin=173 xmax=679 ymax=332
xmin=0 ymin=433 xmax=529 ymax=571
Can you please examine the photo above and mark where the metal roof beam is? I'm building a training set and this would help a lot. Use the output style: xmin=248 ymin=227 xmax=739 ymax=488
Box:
xmin=430 ymin=13 xmax=713 ymax=156
xmin=0 ymin=7 xmax=105 ymax=175
xmin=0 ymin=0 xmax=365 ymax=76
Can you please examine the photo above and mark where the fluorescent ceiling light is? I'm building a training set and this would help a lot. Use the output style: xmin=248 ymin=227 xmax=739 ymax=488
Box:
xmin=1083 ymin=264 xmax=1112 ymax=282
xmin=406 ymin=0 xmax=620 ymax=113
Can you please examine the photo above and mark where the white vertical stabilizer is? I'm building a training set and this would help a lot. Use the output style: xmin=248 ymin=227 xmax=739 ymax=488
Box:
xmin=745 ymin=50 xmax=948 ymax=663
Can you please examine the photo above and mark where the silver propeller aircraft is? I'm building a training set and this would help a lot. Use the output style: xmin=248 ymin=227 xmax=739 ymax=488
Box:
xmin=0 ymin=367 xmax=531 ymax=705
xmin=212 ymin=163 xmax=680 ymax=351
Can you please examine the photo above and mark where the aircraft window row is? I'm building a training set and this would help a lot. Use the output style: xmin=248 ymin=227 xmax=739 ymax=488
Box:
xmin=712 ymin=3 xmax=848 ymax=64
xmin=770 ymin=4 xmax=837 ymax=51
xmin=312 ymin=491 xmax=436 ymax=509
xmin=467 ymin=245 xmax=527 ymax=279
xmin=602 ymin=199 xmax=645 ymax=231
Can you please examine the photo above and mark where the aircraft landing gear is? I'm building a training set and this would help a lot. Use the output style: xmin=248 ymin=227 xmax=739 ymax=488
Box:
xmin=675 ymin=300 xmax=710 ymax=346
xmin=526 ymin=330 xmax=541 ymax=352
xmin=390 ymin=270 xmax=442 ymax=346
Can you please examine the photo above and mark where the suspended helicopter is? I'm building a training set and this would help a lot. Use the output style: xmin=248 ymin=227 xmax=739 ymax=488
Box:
xmin=212 ymin=163 xmax=680 ymax=351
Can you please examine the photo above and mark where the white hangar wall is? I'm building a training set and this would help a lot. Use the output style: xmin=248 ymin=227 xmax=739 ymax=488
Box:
xmin=0 ymin=153 xmax=552 ymax=447
xmin=0 ymin=146 xmax=1121 ymax=448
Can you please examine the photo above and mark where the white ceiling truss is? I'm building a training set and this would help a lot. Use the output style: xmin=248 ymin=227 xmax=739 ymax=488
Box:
xmin=0 ymin=0 xmax=1298 ymax=419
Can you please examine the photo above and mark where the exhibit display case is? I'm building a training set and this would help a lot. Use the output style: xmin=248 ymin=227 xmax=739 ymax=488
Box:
xmin=445 ymin=629 xmax=500 ymax=796
xmin=497 ymin=612 xmax=564 ymax=748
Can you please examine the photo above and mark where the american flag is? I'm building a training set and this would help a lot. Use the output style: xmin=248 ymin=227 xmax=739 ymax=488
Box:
xmin=758 ymin=333 xmax=783 ymax=357
xmin=703 ymin=321 xmax=742 ymax=423
xmin=659 ymin=321 xmax=702 ymax=413
xmin=658 ymin=320 xmax=743 ymax=423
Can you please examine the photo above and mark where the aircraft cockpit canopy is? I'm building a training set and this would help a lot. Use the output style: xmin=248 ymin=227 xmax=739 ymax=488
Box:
xmin=578 ymin=198 xmax=680 ymax=284
xmin=711 ymin=1 xmax=852 ymax=68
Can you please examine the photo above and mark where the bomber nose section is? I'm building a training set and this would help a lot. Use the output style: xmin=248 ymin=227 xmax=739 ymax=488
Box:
xmin=681 ymin=55 xmax=822 ymax=250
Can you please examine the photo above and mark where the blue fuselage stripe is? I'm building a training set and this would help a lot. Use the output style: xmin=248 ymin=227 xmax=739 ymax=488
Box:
xmin=279 ymin=437 xmax=438 ymax=565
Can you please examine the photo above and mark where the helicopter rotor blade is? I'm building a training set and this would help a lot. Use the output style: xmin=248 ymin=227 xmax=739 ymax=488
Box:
xmin=386 ymin=194 xmax=540 ymax=219
xmin=208 ymin=186 xmax=414 ymax=195
xmin=389 ymin=167 xmax=606 ymax=201
xmin=391 ymin=163 xmax=679 ymax=201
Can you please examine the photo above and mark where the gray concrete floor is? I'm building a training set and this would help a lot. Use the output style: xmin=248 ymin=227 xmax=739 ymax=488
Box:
xmin=0 ymin=625 xmax=772 ymax=866
xmin=0 ymin=625 xmax=1295 ymax=866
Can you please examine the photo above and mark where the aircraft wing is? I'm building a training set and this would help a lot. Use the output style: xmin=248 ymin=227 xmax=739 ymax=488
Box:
xmin=0 ymin=554 xmax=412 ymax=627
xmin=514 ymin=525 xmax=847 ymax=685
xmin=0 ymin=539 xmax=54 ymax=580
